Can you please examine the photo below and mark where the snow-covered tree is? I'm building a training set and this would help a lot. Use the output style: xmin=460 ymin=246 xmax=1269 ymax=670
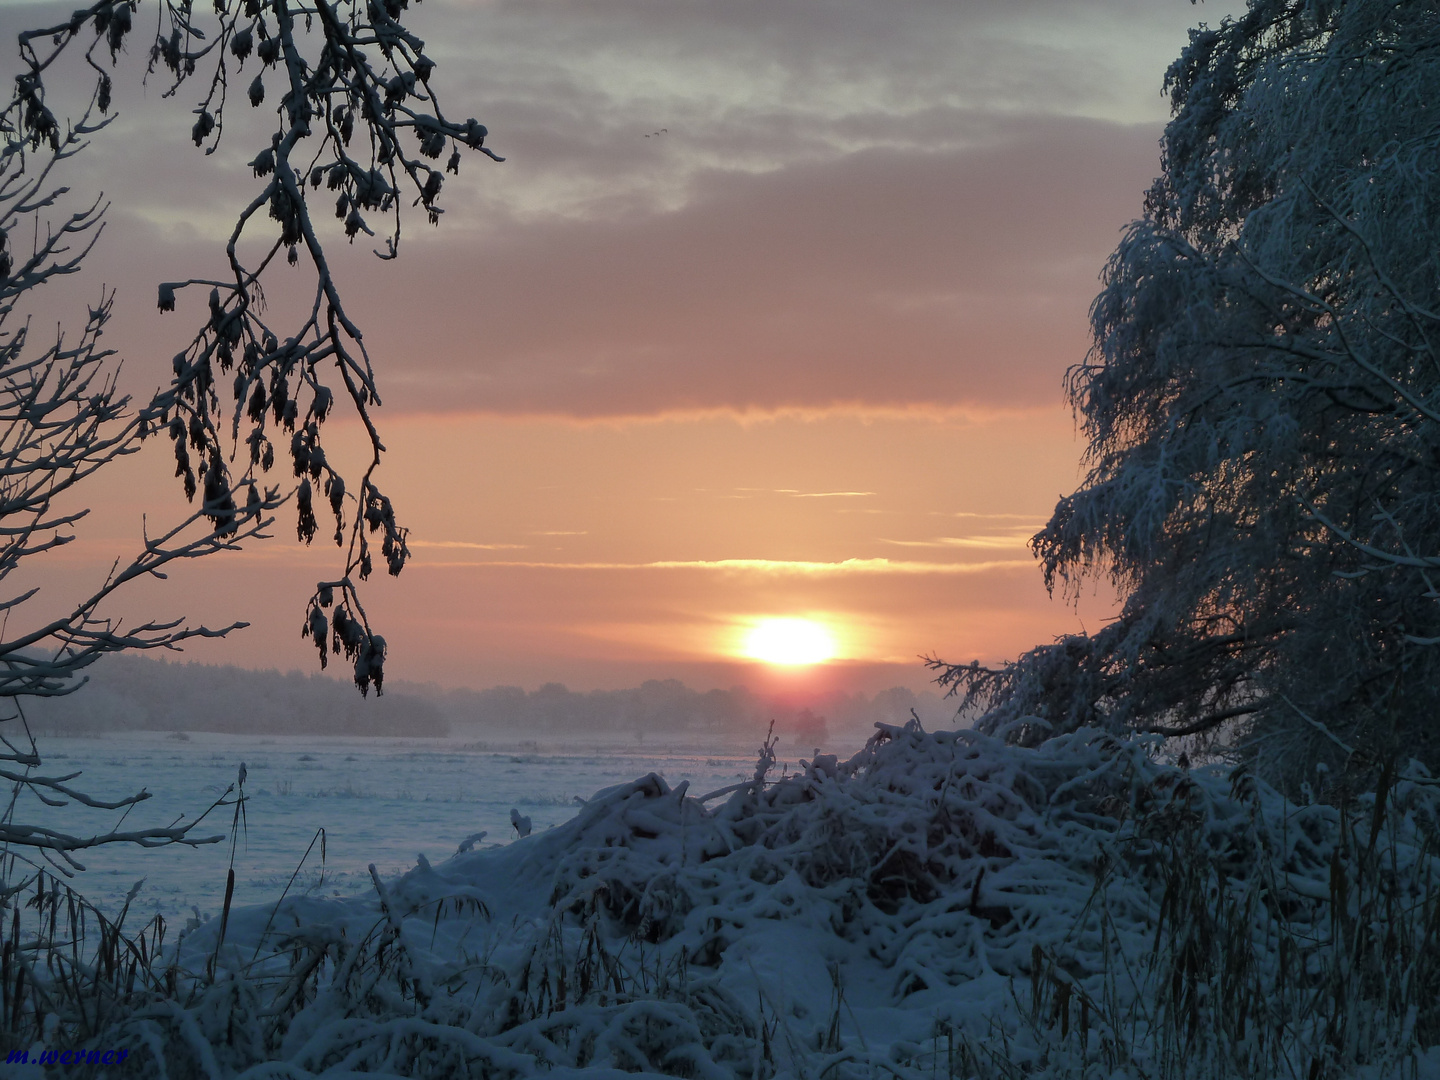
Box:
xmin=931 ymin=0 xmax=1440 ymax=789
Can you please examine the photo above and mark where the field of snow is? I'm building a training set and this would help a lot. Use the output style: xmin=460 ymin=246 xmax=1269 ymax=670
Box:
xmin=11 ymin=721 xmax=1440 ymax=1077
xmin=130 ymin=720 xmax=1433 ymax=1078
xmin=17 ymin=730 xmax=768 ymax=921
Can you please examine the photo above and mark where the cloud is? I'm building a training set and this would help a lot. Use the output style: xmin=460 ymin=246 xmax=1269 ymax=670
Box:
xmin=881 ymin=536 xmax=1034 ymax=550
xmin=338 ymin=117 xmax=1164 ymax=418
xmin=941 ymin=511 xmax=1049 ymax=520
xmin=417 ymin=0 xmax=1221 ymax=219
xmin=408 ymin=540 xmax=529 ymax=550
xmin=0 ymin=0 xmax=1214 ymax=424
xmin=411 ymin=557 xmax=1034 ymax=574
xmin=45 ymin=112 xmax=1166 ymax=421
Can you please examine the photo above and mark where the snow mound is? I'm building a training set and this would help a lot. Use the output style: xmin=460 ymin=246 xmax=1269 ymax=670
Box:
xmin=115 ymin=721 xmax=1440 ymax=1077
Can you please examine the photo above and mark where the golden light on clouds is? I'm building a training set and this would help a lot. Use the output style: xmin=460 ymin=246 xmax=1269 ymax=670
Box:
xmin=741 ymin=618 xmax=838 ymax=667
xmin=53 ymin=408 xmax=1110 ymax=693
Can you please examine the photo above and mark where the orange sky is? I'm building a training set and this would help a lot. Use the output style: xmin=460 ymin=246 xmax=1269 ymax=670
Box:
xmin=8 ymin=0 xmax=1241 ymax=697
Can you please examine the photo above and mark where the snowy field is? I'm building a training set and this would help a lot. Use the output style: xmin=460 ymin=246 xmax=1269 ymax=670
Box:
xmin=16 ymin=730 xmax=770 ymax=920
xmin=9 ymin=722 xmax=1440 ymax=1076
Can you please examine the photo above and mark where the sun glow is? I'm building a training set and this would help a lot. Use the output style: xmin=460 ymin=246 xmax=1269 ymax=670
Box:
xmin=742 ymin=618 xmax=837 ymax=666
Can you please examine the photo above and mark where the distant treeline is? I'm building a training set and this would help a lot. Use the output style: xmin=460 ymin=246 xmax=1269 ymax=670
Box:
xmin=24 ymin=656 xmax=956 ymax=745
xmin=27 ymin=656 xmax=448 ymax=738
xmin=403 ymin=679 xmax=955 ymax=748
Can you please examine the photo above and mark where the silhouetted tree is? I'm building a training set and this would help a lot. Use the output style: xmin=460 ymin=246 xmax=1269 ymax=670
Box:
xmin=931 ymin=0 xmax=1440 ymax=790
xmin=0 ymin=0 xmax=497 ymax=875
xmin=14 ymin=0 xmax=500 ymax=696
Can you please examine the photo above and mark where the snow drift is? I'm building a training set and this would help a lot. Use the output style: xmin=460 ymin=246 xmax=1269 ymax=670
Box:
xmin=25 ymin=720 xmax=1440 ymax=1078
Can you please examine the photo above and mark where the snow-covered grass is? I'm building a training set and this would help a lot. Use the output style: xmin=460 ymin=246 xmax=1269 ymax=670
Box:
xmin=3 ymin=720 xmax=1439 ymax=1078
xmin=6 ymin=733 xmax=760 ymax=920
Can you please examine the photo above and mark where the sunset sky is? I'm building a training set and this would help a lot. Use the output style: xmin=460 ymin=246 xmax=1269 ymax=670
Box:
xmin=13 ymin=0 xmax=1240 ymax=697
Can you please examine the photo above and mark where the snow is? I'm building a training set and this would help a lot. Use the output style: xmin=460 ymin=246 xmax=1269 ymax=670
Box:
xmin=14 ymin=731 xmax=760 ymax=920
xmin=21 ymin=720 xmax=1440 ymax=1076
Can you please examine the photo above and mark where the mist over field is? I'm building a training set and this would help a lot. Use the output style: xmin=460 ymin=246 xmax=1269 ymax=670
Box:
xmin=29 ymin=655 xmax=956 ymax=748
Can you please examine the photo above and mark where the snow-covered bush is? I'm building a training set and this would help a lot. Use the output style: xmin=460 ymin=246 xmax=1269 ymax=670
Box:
xmin=15 ymin=720 xmax=1437 ymax=1078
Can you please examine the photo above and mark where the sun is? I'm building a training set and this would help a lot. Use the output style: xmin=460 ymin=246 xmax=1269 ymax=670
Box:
xmin=742 ymin=618 xmax=837 ymax=666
